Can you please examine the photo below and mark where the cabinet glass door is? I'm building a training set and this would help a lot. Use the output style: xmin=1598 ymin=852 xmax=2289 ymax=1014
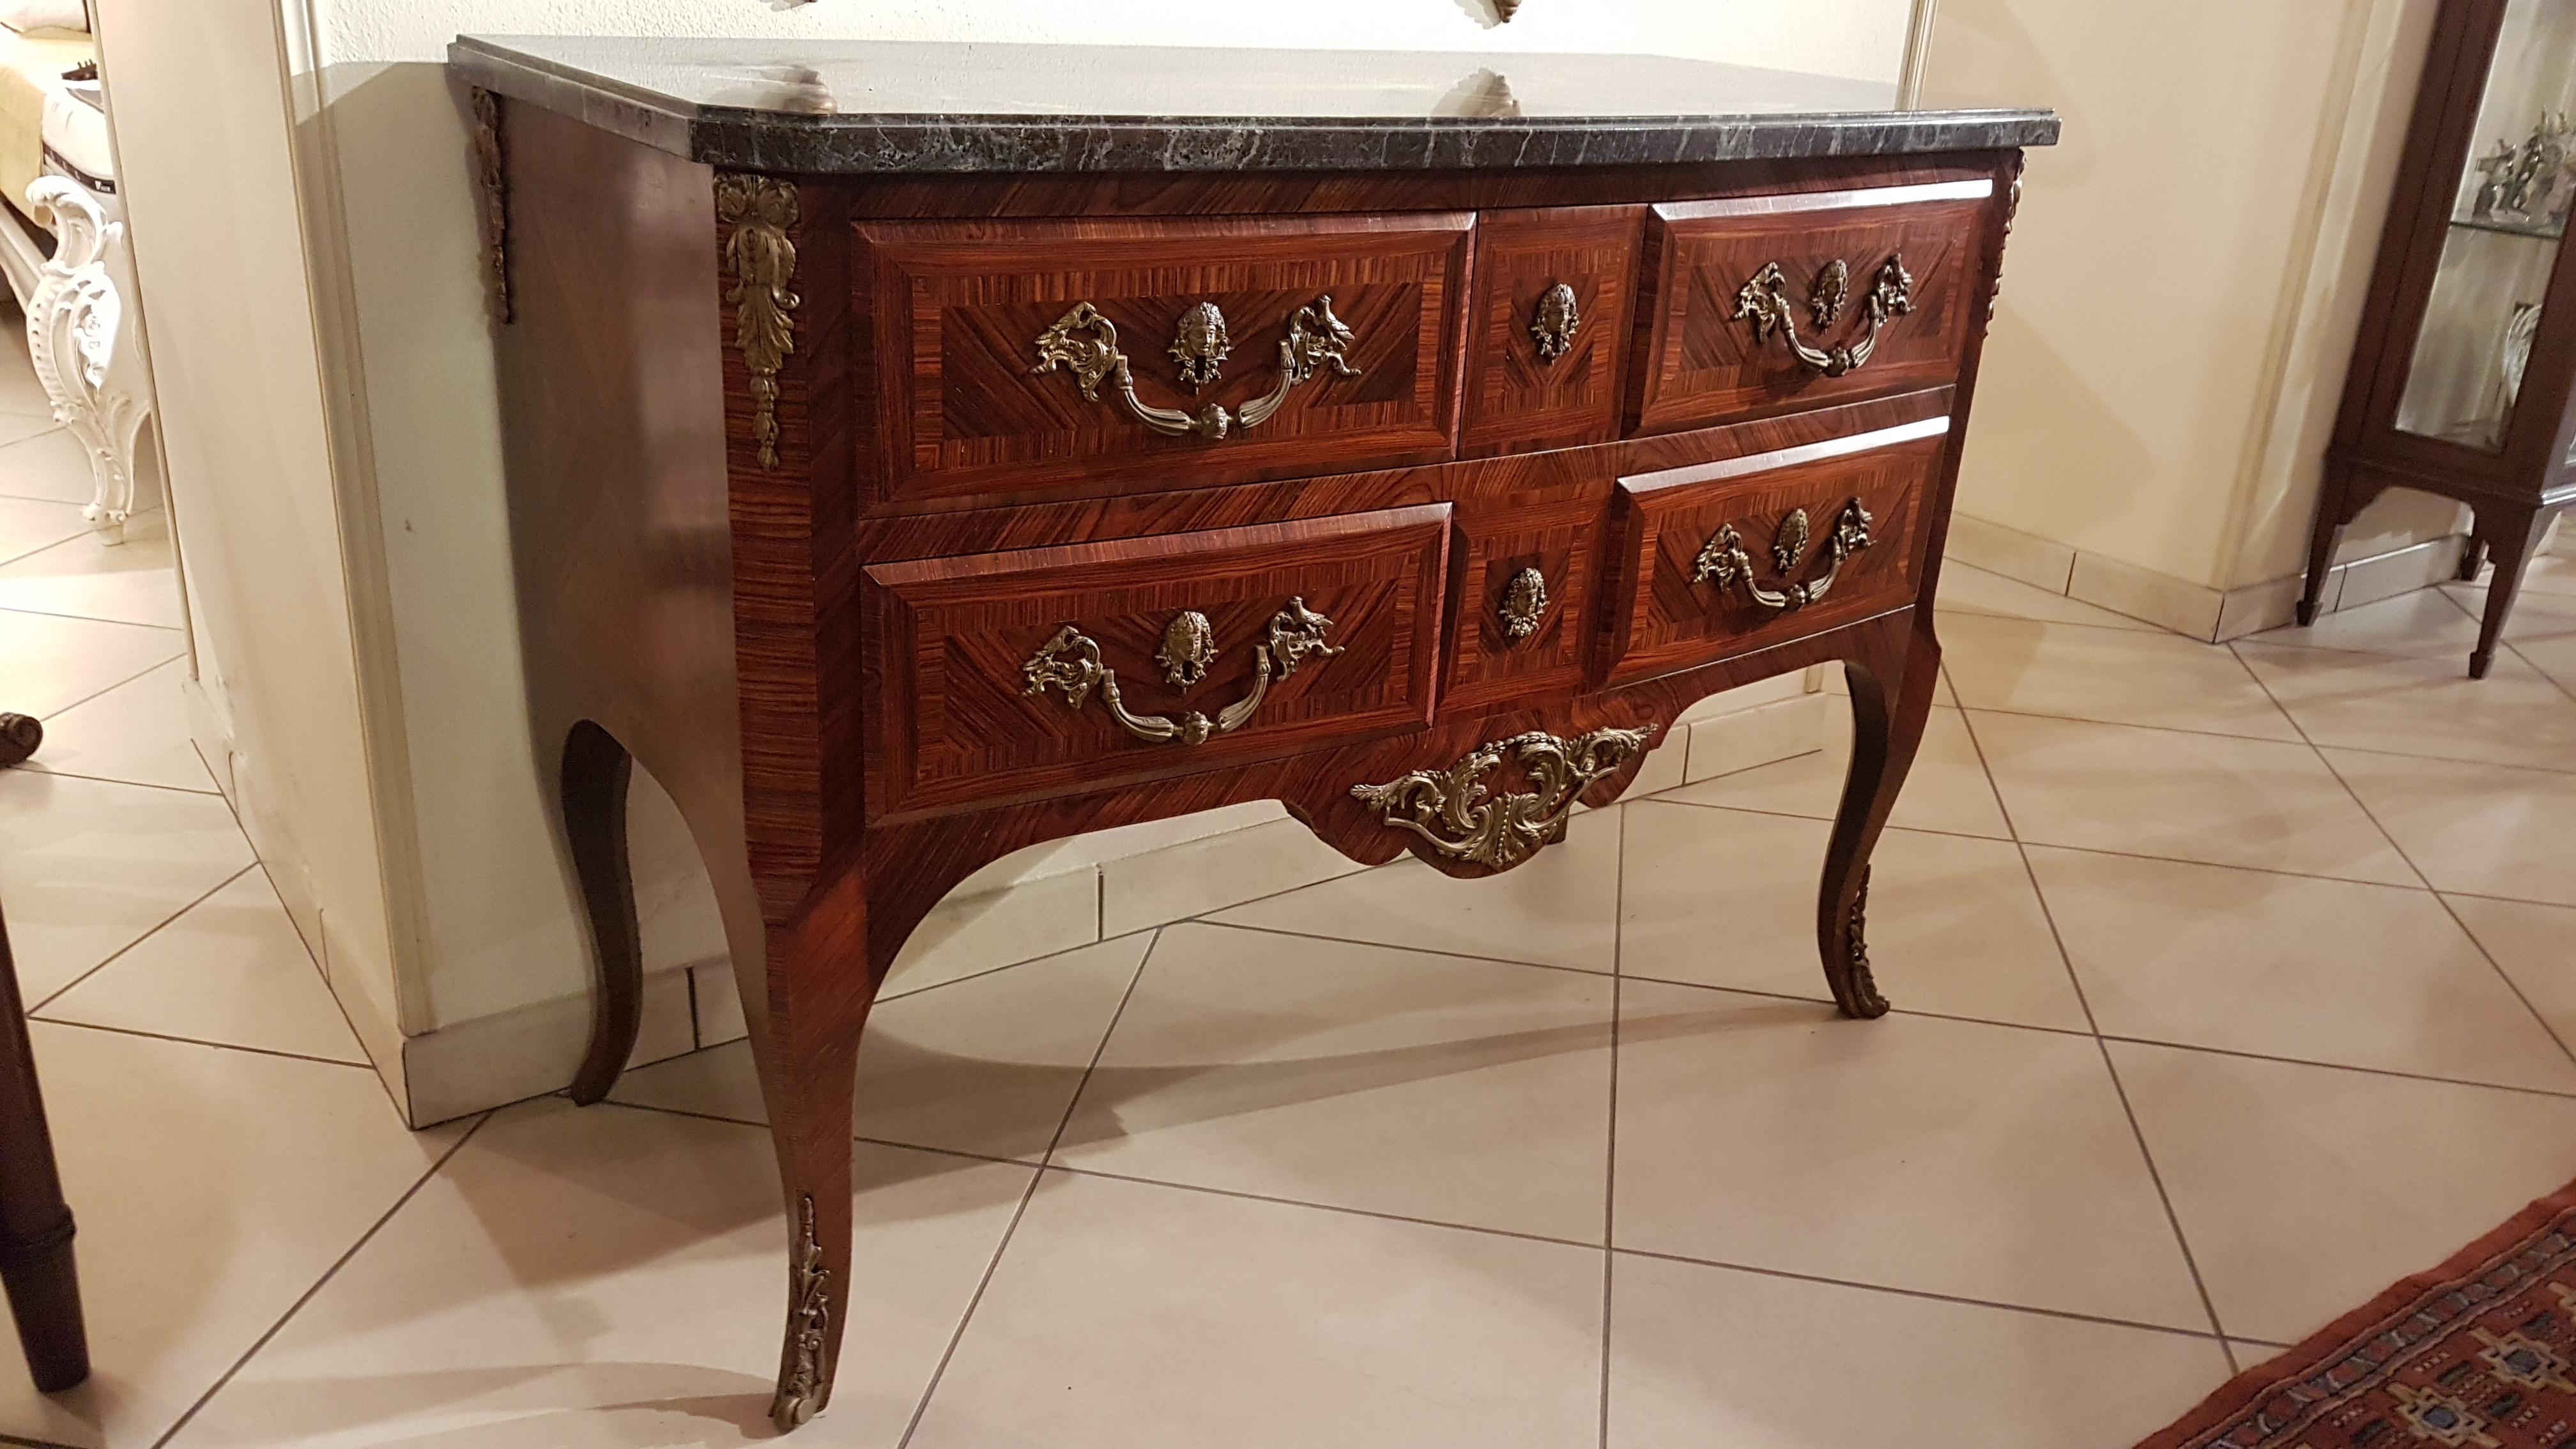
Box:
xmin=2396 ymin=0 xmax=2576 ymax=451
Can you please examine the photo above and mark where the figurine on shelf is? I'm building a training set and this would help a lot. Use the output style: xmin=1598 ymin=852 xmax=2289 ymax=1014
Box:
xmin=2497 ymin=112 xmax=2572 ymax=220
xmin=2474 ymin=137 xmax=2517 ymax=219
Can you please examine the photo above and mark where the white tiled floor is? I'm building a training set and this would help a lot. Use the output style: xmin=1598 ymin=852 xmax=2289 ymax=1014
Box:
xmin=11 ymin=362 xmax=2576 ymax=1449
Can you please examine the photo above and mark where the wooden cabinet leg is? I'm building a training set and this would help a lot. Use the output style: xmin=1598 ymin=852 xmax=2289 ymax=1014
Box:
xmin=0 ymin=716 xmax=36 ymax=769
xmin=0 ymin=906 xmax=86 ymax=1393
xmin=560 ymin=721 xmax=645 ymax=1105
xmin=2469 ymin=507 xmax=2553 ymax=680
xmin=2298 ymin=465 xmax=2354 ymax=627
xmin=747 ymin=867 xmax=875 ymax=1434
xmin=1816 ymin=611 xmax=1941 ymax=1019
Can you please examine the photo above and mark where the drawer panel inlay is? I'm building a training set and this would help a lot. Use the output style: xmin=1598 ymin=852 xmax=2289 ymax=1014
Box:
xmin=1461 ymin=204 xmax=1643 ymax=457
xmin=1603 ymin=415 xmax=1949 ymax=683
xmin=856 ymin=214 xmax=1474 ymax=505
xmin=864 ymin=505 xmax=1452 ymax=819
xmin=1627 ymin=180 xmax=1992 ymax=436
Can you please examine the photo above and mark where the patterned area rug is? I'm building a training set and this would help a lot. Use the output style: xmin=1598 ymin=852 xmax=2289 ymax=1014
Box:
xmin=2142 ymin=1177 xmax=2576 ymax=1448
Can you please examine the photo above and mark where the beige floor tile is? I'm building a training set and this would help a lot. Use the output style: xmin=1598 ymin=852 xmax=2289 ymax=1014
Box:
xmin=881 ymin=865 xmax=1098 ymax=996
xmin=0 ymin=1024 xmax=459 ymax=1447
xmin=0 ymin=608 xmax=183 ymax=718
xmin=1663 ymin=705 xmax=2011 ymax=839
xmin=2443 ymin=894 xmax=2576 ymax=1055
xmin=2110 ymin=1040 xmax=2576 ymax=1344
xmin=1606 ymin=1253 xmax=2231 ymax=1449
xmin=1972 ymin=712 xmax=2416 ymax=885
xmin=1936 ymin=562 xmax=2159 ymax=631
xmin=2236 ymin=641 xmax=2576 ymax=772
xmin=1210 ymin=804 xmax=1620 ymax=972
xmin=0 ymin=771 xmax=255 ymax=1001
xmin=0 ymin=494 xmax=86 ymax=566
xmin=909 ymin=1170 xmax=1602 ymax=1449
xmin=1099 ymin=813 xmax=1368 ymax=936
xmin=0 ymin=338 xmax=57 ymax=420
xmin=22 ymin=658 xmax=215 ymax=793
xmin=2027 ymin=848 xmax=2576 ymax=1091
xmin=0 ymin=515 xmax=184 ymax=628
xmin=1942 ymin=613 xmax=2298 ymax=740
xmin=1620 ymin=803 xmax=2087 ymax=1031
xmin=613 ymin=933 xmax=1151 ymax=1162
xmin=2249 ymin=587 xmax=2485 ymax=657
xmin=1614 ymin=981 xmax=2207 ymax=1329
xmin=1054 ymin=922 xmax=1614 ymax=1241
xmin=2509 ymin=629 xmax=2576 ymax=696
xmin=2326 ymin=748 xmax=2576 ymax=905
xmin=2469 ymin=550 xmax=2576 ymax=597
xmin=36 ymin=870 xmax=365 ymax=1062
xmin=165 ymin=1098 xmax=1033 ymax=1449
xmin=0 ymin=427 xmax=98 ymax=504
xmin=2444 ymin=580 xmax=2576 ymax=640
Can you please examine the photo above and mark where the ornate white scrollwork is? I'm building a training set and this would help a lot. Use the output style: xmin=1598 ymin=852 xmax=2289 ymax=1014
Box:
xmin=25 ymin=178 xmax=155 ymax=544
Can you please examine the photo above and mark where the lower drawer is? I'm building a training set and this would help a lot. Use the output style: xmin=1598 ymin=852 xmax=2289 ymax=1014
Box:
xmin=1602 ymin=415 xmax=1946 ymax=683
xmin=863 ymin=505 xmax=1451 ymax=820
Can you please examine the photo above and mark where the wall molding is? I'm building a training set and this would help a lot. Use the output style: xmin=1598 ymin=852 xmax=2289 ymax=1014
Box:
xmin=1947 ymin=511 xmax=2471 ymax=643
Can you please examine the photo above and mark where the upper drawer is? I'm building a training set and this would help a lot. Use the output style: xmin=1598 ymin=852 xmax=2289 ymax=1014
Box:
xmin=854 ymin=215 xmax=1474 ymax=506
xmin=1625 ymin=179 xmax=1994 ymax=436
xmin=862 ymin=505 xmax=1450 ymax=821
xmin=1460 ymin=205 xmax=1644 ymax=458
xmin=1602 ymin=415 xmax=1947 ymax=686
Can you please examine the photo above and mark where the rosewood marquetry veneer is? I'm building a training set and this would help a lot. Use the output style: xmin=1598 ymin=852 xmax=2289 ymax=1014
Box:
xmin=452 ymin=34 xmax=2057 ymax=1433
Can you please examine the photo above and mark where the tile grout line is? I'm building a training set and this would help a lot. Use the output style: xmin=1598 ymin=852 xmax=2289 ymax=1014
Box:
xmin=1949 ymin=700 xmax=2239 ymax=1370
xmin=2229 ymin=641 xmax=2576 ymax=1077
xmin=894 ymin=926 xmax=1161 ymax=1449
xmin=874 ymin=924 xmax=1165 ymax=1006
xmin=15 ymin=641 xmax=188 ymax=724
xmin=146 ymin=1110 xmax=496 ymax=1449
xmin=2432 ymin=567 xmax=2576 ymax=706
xmin=13 ymin=763 xmax=224 ymax=799
xmin=23 ymin=1016 xmax=376 ymax=1073
xmin=1597 ymin=805 xmax=1629 ymax=1449
xmin=21 ymin=861 xmax=257 ymax=1016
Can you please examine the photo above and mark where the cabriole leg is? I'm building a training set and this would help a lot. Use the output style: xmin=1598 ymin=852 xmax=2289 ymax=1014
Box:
xmin=23 ymin=179 xmax=153 ymax=544
xmin=747 ymin=866 xmax=875 ymax=1434
xmin=1816 ymin=611 xmax=1941 ymax=1018
xmin=560 ymin=721 xmax=644 ymax=1104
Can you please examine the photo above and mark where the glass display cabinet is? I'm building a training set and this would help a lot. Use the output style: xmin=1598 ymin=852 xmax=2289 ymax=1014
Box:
xmin=2304 ymin=0 xmax=2576 ymax=676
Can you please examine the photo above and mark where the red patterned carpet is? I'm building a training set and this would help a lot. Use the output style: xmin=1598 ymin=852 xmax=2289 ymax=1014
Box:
xmin=2143 ymin=1178 xmax=2576 ymax=1448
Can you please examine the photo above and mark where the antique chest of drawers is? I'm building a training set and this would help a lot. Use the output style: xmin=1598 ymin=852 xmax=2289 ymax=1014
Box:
xmin=452 ymin=34 xmax=2056 ymax=1433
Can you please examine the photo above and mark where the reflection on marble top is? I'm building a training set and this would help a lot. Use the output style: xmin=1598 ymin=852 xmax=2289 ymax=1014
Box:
xmin=449 ymin=34 xmax=2059 ymax=175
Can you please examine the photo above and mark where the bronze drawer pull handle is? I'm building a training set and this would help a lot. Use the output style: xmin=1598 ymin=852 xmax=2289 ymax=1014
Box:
xmin=1351 ymin=724 xmax=1657 ymax=871
xmin=1733 ymin=255 xmax=1913 ymax=378
xmin=1693 ymin=499 xmax=1874 ymax=614
xmin=1022 ymin=598 xmax=1343 ymax=747
xmin=1031 ymin=298 xmax=1361 ymax=441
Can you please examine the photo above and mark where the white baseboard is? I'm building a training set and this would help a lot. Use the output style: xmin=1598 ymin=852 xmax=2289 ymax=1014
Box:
xmin=388 ymin=676 xmax=1832 ymax=1125
xmin=1945 ymin=514 xmax=2469 ymax=643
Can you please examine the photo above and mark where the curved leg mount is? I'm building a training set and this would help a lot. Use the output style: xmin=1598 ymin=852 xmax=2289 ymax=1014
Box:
xmin=24 ymin=179 xmax=155 ymax=545
xmin=560 ymin=721 xmax=645 ymax=1104
xmin=1816 ymin=611 xmax=1940 ymax=1019
xmin=0 ymin=714 xmax=38 ymax=769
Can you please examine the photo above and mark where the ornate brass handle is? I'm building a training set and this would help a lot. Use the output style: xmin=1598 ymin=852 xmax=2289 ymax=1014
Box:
xmin=1351 ymin=725 xmax=1657 ymax=871
xmin=1022 ymin=598 xmax=1343 ymax=746
xmin=1030 ymin=298 xmax=1362 ymax=441
xmin=1692 ymin=499 xmax=1874 ymax=615
xmin=1733 ymin=256 xmax=1913 ymax=378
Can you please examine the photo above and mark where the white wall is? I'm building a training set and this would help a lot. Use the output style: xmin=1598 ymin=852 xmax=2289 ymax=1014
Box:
xmin=1922 ymin=0 xmax=2460 ymax=594
xmin=272 ymin=0 xmax=1917 ymax=1114
xmin=93 ymin=0 xmax=415 ymax=1094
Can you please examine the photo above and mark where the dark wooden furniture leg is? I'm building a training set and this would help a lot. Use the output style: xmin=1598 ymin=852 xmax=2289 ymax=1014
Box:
xmin=750 ymin=867 xmax=874 ymax=1434
xmin=0 ymin=904 xmax=86 ymax=1393
xmin=560 ymin=721 xmax=645 ymax=1105
xmin=0 ymin=715 xmax=37 ymax=769
xmin=1817 ymin=610 xmax=1941 ymax=1019
xmin=2468 ymin=505 xmax=2554 ymax=679
xmin=2298 ymin=463 xmax=2380 ymax=627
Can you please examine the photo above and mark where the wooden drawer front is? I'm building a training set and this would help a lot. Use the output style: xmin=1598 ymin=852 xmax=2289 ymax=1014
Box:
xmin=1443 ymin=493 xmax=1604 ymax=713
xmin=1604 ymin=416 xmax=1947 ymax=684
xmin=1461 ymin=206 xmax=1643 ymax=457
xmin=864 ymin=505 xmax=1451 ymax=819
xmin=856 ymin=216 xmax=1473 ymax=505
xmin=1627 ymin=180 xmax=1992 ymax=436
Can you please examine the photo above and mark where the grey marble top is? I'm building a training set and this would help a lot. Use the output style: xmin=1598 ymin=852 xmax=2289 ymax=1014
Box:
xmin=449 ymin=35 xmax=2058 ymax=175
